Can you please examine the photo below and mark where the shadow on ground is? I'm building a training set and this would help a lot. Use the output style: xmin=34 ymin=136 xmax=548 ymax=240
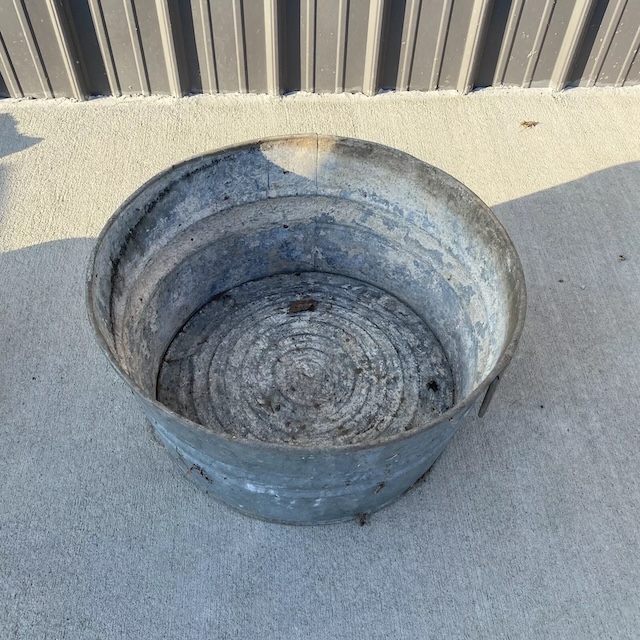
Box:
xmin=1 ymin=162 xmax=640 ymax=638
xmin=0 ymin=114 xmax=41 ymax=229
xmin=0 ymin=114 xmax=41 ymax=158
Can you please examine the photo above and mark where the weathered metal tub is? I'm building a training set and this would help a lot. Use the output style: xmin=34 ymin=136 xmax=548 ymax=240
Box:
xmin=87 ymin=135 xmax=526 ymax=524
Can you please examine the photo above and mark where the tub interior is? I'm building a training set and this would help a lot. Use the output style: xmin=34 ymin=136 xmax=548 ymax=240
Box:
xmin=89 ymin=136 xmax=524 ymax=444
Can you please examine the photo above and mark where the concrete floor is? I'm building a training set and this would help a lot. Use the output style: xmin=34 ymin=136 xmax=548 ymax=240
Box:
xmin=1 ymin=89 xmax=640 ymax=639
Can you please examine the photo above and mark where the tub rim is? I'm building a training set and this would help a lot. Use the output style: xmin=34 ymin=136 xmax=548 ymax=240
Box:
xmin=86 ymin=133 xmax=527 ymax=454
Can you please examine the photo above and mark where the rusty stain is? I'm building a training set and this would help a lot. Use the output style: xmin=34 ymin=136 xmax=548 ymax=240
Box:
xmin=288 ymin=299 xmax=318 ymax=314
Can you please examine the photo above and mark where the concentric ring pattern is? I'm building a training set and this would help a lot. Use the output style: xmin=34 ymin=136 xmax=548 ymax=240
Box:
xmin=158 ymin=272 xmax=454 ymax=446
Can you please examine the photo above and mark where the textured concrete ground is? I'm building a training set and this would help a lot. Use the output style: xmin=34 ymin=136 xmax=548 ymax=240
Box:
xmin=1 ymin=88 xmax=640 ymax=639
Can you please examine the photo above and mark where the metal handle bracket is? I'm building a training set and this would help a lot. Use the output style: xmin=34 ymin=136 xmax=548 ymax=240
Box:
xmin=478 ymin=375 xmax=500 ymax=418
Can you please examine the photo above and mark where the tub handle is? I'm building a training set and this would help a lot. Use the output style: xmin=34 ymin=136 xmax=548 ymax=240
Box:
xmin=478 ymin=375 xmax=500 ymax=418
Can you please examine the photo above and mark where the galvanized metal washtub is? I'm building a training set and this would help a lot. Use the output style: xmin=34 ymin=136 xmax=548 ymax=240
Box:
xmin=87 ymin=135 xmax=526 ymax=524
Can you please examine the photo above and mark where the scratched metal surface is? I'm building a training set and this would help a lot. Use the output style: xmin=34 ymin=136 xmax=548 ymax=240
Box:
xmin=87 ymin=135 xmax=526 ymax=524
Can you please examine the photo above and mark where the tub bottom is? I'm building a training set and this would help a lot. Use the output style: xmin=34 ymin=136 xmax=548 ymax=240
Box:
xmin=157 ymin=272 xmax=454 ymax=446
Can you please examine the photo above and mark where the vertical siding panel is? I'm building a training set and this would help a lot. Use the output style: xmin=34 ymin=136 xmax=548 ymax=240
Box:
xmin=529 ymin=0 xmax=579 ymax=87
xmin=122 ymin=0 xmax=150 ymax=94
xmin=342 ymin=0 xmax=369 ymax=92
xmin=300 ymin=0 xmax=316 ymax=92
xmin=4 ymin=0 xmax=53 ymax=97
xmin=264 ymin=0 xmax=280 ymax=94
xmin=397 ymin=0 xmax=421 ymax=90
xmin=209 ymin=1 xmax=243 ymax=92
xmin=315 ymin=0 xmax=340 ymax=92
xmin=362 ymin=0 xmax=384 ymax=95
xmin=492 ymin=0 xmax=525 ymax=85
xmin=192 ymin=0 xmax=218 ymax=93
xmin=377 ymin=0 xmax=404 ymax=90
xmin=409 ymin=1 xmax=445 ymax=91
xmin=334 ymin=0 xmax=349 ymax=92
xmin=20 ymin=0 xmax=82 ymax=98
xmin=521 ymin=0 xmax=556 ymax=88
xmin=615 ymin=22 xmax=640 ymax=85
xmin=1 ymin=0 xmax=640 ymax=98
xmin=581 ymin=0 xmax=627 ymax=87
xmin=231 ymin=0 xmax=247 ymax=91
xmin=0 ymin=28 xmax=23 ymax=97
xmin=155 ymin=0 xmax=183 ymax=96
xmin=0 ymin=70 xmax=9 ymax=96
xmin=456 ymin=0 xmax=492 ymax=92
xmin=242 ymin=0 xmax=268 ymax=93
xmin=624 ymin=39 xmax=640 ymax=85
xmin=597 ymin=2 xmax=640 ymax=85
xmin=430 ymin=0 xmax=453 ymax=90
xmin=87 ymin=0 xmax=121 ymax=95
xmin=549 ymin=0 xmax=597 ymax=89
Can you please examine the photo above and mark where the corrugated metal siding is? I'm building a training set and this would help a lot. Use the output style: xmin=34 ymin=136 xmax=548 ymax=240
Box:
xmin=0 ymin=0 xmax=638 ymax=99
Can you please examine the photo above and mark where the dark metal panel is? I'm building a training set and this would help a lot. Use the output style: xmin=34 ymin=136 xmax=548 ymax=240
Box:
xmin=132 ymin=0 xmax=171 ymax=95
xmin=281 ymin=0 xmax=301 ymax=92
xmin=530 ymin=0 xmax=578 ymax=87
xmin=343 ymin=0 xmax=369 ymax=93
xmin=2 ymin=0 xmax=640 ymax=98
xmin=0 ymin=71 xmax=7 ymax=96
xmin=548 ymin=0 xmax=597 ymax=89
xmin=491 ymin=0 xmax=525 ymax=85
xmin=597 ymin=1 xmax=640 ymax=85
xmin=314 ymin=0 xmax=346 ymax=92
xmin=378 ymin=0 xmax=406 ymax=90
xmin=340 ymin=0 xmax=369 ymax=91
xmin=362 ymin=0 xmax=384 ymax=94
xmin=625 ymin=39 xmax=640 ymax=84
xmin=503 ymin=0 xmax=556 ymax=87
xmin=475 ymin=0 xmax=513 ymax=88
xmin=175 ymin=0 xmax=201 ymax=93
xmin=155 ymin=0 xmax=189 ymax=96
xmin=209 ymin=0 xmax=245 ymax=92
xmin=87 ymin=0 xmax=121 ymax=95
xmin=22 ymin=0 xmax=84 ymax=99
xmin=0 ymin=1 xmax=52 ymax=97
xmin=408 ymin=0 xmax=451 ymax=91
xmin=455 ymin=0 xmax=493 ymax=92
xmin=99 ymin=0 xmax=147 ymax=94
xmin=189 ymin=0 xmax=218 ymax=94
xmin=65 ymin=0 xmax=109 ymax=96
xmin=264 ymin=0 xmax=280 ymax=94
xmin=617 ymin=24 xmax=640 ymax=85
xmin=439 ymin=0 xmax=474 ymax=89
xmin=573 ymin=0 xmax=625 ymax=87
xmin=0 ymin=26 xmax=23 ymax=97
xmin=242 ymin=0 xmax=269 ymax=93
xmin=299 ymin=0 xmax=316 ymax=91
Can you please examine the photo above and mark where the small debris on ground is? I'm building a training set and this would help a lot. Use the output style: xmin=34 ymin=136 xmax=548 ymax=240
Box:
xmin=288 ymin=299 xmax=318 ymax=314
xmin=558 ymin=279 xmax=564 ymax=283
xmin=520 ymin=121 xmax=540 ymax=129
xmin=580 ymin=285 xmax=587 ymax=290
xmin=356 ymin=513 xmax=369 ymax=526
xmin=374 ymin=482 xmax=385 ymax=494
xmin=415 ymin=467 xmax=434 ymax=485
xmin=427 ymin=380 xmax=440 ymax=392
xmin=619 ymin=254 xmax=627 ymax=261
